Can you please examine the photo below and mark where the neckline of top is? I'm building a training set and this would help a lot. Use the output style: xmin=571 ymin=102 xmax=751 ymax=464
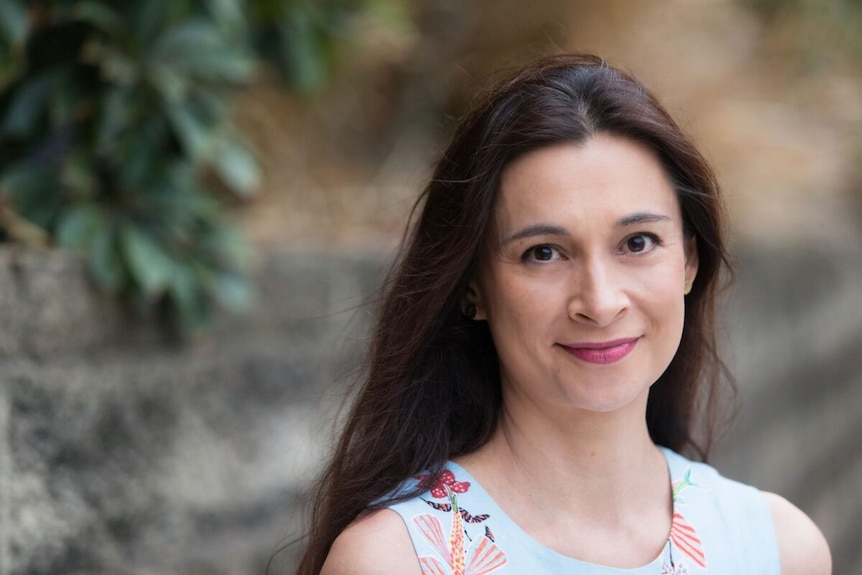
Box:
xmin=442 ymin=446 xmax=684 ymax=573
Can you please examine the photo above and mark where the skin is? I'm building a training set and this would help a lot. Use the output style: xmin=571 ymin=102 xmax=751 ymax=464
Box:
xmin=321 ymin=509 xmax=420 ymax=575
xmin=320 ymin=134 xmax=831 ymax=574
xmin=764 ymin=492 xmax=832 ymax=575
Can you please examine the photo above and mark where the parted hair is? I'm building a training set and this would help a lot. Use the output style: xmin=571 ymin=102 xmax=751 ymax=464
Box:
xmin=294 ymin=53 xmax=732 ymax=575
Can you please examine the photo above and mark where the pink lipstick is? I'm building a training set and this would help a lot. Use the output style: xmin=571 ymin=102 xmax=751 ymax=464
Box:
xmin=562 ymin=337 xmax=639 ymax=365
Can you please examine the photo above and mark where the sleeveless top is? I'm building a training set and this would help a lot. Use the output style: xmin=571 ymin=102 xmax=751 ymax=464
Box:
xmin=386 ymin=447 xmax=780 ymax=574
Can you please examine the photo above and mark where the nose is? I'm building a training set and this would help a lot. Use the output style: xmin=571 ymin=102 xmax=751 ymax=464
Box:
xmin=567 ymin=257 xmax=629 ymax=327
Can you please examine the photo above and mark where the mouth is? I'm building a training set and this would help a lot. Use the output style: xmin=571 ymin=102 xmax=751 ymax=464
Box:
xmin=560 ymin=337 xmax=640 ymax=365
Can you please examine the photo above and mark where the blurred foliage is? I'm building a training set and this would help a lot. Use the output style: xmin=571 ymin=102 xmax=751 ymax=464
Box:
xmin=742 ymin=0 xmax=862 ymax=72
xmin=250 ymin=0 xmax=356 ymax=93
xmin=0 ymin=0 xmax=400 ymax=334
xmin=743 ymin=0 xmax=862 ymax=212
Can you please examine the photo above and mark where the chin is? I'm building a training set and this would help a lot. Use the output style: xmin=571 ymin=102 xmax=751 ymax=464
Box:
xmin=566 ymin=381 xmax=652 ymax=415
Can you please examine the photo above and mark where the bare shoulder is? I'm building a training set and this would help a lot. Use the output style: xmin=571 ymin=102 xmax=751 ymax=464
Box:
xmin=762 ymin=491 xmax=832 ymax=575
xmin=320 ymin=508 xmax=420 ymax=575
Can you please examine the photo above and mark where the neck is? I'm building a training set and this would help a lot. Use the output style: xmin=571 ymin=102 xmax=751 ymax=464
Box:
xmin=460 ymin=389 xmax=668 ymax=521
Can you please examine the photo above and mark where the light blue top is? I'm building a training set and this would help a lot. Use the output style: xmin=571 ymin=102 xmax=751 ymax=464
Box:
xmin=387 ymin=447 xmax=780 ymax=574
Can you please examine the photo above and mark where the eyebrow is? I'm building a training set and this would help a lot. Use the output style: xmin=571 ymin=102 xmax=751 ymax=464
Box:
xmin=500 ymin=212 xmax=673 ymax=246
xmin=500 ymin=224 xmax=568 ymax=246
xmin=616 ymin=212 xmax=673 ymax=227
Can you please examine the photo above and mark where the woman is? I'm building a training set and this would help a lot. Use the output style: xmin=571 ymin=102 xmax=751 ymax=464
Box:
xmin=298 ymin=54 xmax=831 ymax=574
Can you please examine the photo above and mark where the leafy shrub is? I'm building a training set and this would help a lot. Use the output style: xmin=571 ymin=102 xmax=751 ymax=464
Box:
xmin=741 ymin=0 xmax=862 ymax=69
xmin=0 ymin=0 xmax=386 ymax=333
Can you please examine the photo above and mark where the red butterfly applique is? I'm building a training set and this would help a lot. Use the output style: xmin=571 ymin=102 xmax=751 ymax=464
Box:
xmin=416 ymin=469 xmax=471 ymax=499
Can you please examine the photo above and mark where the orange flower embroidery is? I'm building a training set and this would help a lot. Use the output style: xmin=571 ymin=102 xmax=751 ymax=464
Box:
xmin=670 ymin=467 xmax=707 ymax=569
xmin=413 ymin=485 xmax=507 ymax=575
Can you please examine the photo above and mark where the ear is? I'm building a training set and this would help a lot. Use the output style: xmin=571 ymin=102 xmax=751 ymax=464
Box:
xmin=463 ymin=279 xmax=487 ymax=320
xmin=684 ymin=234 xmax=699 ymax=290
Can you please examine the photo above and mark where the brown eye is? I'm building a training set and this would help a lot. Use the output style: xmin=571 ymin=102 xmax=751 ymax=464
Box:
xmin=628 ymin=236 xmax=647 ymax=252
xmin=522 ymin=245 xmax=560 ymax=263
xmin=624 ymin=233 xmax=658 ymax=254
xmin=533 ymin=246 xmax=555 ymax=261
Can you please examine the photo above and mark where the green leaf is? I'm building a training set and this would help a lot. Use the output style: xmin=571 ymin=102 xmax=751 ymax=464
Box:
xmin=168 ymin=263 xmax=198 ymax=313
xmin=49 ymin=74 xmax=86 ymax=127
xmin=166 ymin=102 xmax=211 ymax=160
xmin=202 ymin=221 xmax=250 ymax=267
xmin=96 ymin=85 xmax=133 ymax=154
xmin=116 ymin=113 xmax=171 ymax=186
xmin=366 ymin=0 xmax=413 ymax=32
xmin=0 ymin=49 xmax=18 ymax=90
xmin=167 ymin=262 xmax=214 ymax=332
xmin=206 ymin=0 xmax=248 ymax=40
xmin=152 ymin=20 xmax=226 ymax=55
xmin=211 ymin=136 xmax=261 ymax=197
xmin=89 ymin=224 xmax=126 ymax=292
xmin=183 ymin=45 xmax=254 ymax=84
xmin=128 ymin=2 xmax=169 ymax=46
xmin=150 ymin=20 xmax=254 ymax=83
xmin=71 ymin=2 xmax=125 ymax=34
xmin=56 ymin=204 xmax=109 ymax=250
xmin=59 ymin=153 xmax=99 ymax=199
xmin=279 ymin=18 xmax=329 ymax=92
xmin=119 ymin=223 xmax=175 ymax=297
xmin=0 ymin=160 xmax=60 ymax=227
xmin=0 ymin=0 xmax=28 ymax=46
xmin=187 ymin=85 xmax=228 ymax=123
xmin=1 ymin=161 xmax=43 ymax=201
xmin=83 ymin=39 xmax=138 ymax=85
xmin=149 ymin=64 xmax=189 ymax=102
xmin=270 ymin=2 xmax=348 ymax=93
xmin=2 ymin=72 xmax=58 ymax=136
xmin=211 ymin=271 xmax=253 ymax=311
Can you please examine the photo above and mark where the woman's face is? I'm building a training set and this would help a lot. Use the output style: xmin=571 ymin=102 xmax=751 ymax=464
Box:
xmin=470 ymin=134 xmax=698 ymax=417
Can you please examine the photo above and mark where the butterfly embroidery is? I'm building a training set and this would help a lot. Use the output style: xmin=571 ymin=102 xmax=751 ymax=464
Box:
xmin=423 ymin=499 xmax=490 ymax=523
xmin=414 ymin=485 xmax=507 ymax=575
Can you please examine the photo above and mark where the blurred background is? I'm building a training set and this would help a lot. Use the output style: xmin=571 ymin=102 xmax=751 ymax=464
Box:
xmin=0 ymin=0 xmax=860 ymax=574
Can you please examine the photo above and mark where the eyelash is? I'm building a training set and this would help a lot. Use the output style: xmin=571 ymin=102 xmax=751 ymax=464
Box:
xmin=521 ymin=245 xmax=561 ymax=263
xmin=519 ymin=233 xmax=662 ymax=263
xmin=620 ymin=232 xmax=661 ymax=254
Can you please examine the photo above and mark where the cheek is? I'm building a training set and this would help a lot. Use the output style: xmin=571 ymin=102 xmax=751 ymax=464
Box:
xmin=633 ymin=263 xmax=687 ymax=323
xmin=484 ymin=286 xmax=529 ymax=331
xmin=651 ymin=276 xmax=687 ymax=339
xmin=483 ymin=272 xmax=564 ymax=329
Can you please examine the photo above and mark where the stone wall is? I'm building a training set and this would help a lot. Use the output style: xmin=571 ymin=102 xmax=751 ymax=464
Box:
xmin=0 ymin=243 xmax=860 ymax=574
xmin=713 ymin=246 xmax=862 ymax=572
xmin=0 ymin=246 xmax=389 ymax=575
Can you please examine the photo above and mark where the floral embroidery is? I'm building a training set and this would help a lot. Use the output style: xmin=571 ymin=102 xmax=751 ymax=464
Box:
xmin=409 ymin=462 xmax=710 ymax=573
xmin=670 ymin=512 xmax=707 ymax=569
xmin=661 ymin=560 xmax=689 ymax=574
xmin=671 ymin=468 xmax=699 ymax=504
xmin=413 ymin=483 xmax=507 ymax=575
xmin=417 ymin=469 xmax=472 ymax=499
xmin=669 ymin=467 xmax=707 ymax=569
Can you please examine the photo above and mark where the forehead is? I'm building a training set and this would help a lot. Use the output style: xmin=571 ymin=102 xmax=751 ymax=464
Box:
xmin=494 ymin=135 xmax=680 ymax=233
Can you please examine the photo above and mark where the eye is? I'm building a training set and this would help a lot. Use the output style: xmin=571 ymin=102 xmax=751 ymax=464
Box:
xmin=522 ymin=245 xmax=561 ymax=263
xmin=623 ymin=233 xmax=659 ymax=254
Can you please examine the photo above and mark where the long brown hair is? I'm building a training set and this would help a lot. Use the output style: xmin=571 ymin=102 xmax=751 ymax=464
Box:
xmin=294 ymin=53 xmax=732 ymax=574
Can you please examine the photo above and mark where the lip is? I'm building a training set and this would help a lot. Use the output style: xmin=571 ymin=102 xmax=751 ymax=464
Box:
xmin=560 ymin=337 xmax=640 ymax=365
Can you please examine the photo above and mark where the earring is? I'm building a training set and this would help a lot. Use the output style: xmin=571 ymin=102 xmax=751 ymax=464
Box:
xmin=465 ymin=304 xmax=477 ymax=320
xmin=684 ymin=280 xmax=693 ymax=295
